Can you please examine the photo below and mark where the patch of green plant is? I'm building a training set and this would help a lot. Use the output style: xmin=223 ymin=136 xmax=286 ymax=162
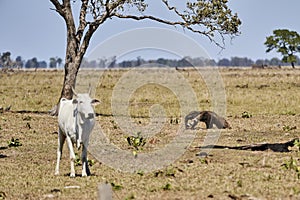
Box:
xmin=110 ymin=182 xmax=123 ymax=191
xmin=237 ymin=180 xmax=242 ymax=187
xmin=137 ymin=170 xmax=144 ymax=176
xmin=282 ymin=157 xmax=300 ymax=179
xmin=282 ymin=125 xmax=297 ymax=132
xmin=281 ymin=110 xmax=296 ymax=116
xmin=74 ymin=153 xmax=95 ymax=166
xmin=241 ymin=111 xmax=252 ymax=118
xmin=127 ymin=132 xmax=146 ymax=157
xmin=165 ymin=167 xmax=176 ymax=177
xmin=162 ymin=183 xmax=172 ymax=191
xmin=8 ymin=137 xmax=22 ymax=147
xmin=74 ymin=153 xmax=81 ymax=166
xmin=292 ymin=187 xmax=300 ymax=195
xmin=88 ymin=159 xmax=95 ymax=166
xmin=0 ymin=191 xmax=6 ymax=200
xmin=293 ymin=139 xmax=300 ymax=151
xmin=127 ymin=132 xmax=146 ymax=150
xmin=199 ymin=158 xmax=209 ymax=164
xmin=22 ymin=116 xmax=32 ymax=121
xmin=154 ymin=167 xmax=177 ymax=177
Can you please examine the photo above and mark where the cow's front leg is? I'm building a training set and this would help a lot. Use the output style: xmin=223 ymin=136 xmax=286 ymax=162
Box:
xmin=66 ymin=136 xmax=76 ymax=177
xmin=55 ymin=130 xmax=65 ymax=175
xmin=81 ymin=145 xmax=90 ymax=176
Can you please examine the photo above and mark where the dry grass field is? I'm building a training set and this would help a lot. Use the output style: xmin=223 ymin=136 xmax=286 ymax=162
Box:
xmin=1 ymin=67 xmax=300 ymax=200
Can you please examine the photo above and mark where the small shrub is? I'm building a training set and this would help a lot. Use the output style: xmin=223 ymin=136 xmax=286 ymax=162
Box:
xmin=8 ymin=138 xmax=22 ymax=147
xmin=282 ymin=125 xmax=297 ymax=132
xmin=162 ymin=183 xmax=172 ymax=191
xmin=0 ymin=191 xmax=6 ymax=200
xmin=165 ymin=167 xmax=176 ymax=177
xmin=137 ymin=170 xmax=144 ymax=176
xmin=200 ymin=158 xmax=209 ymax=164
xmin=282 ymin=157 xmax=300 ymax=179
xmin=237 ymin=180 xmax=242 ymax=187
xmin=74 ymin=153 xmax=95 ymax=166
xmin=127 ymin=132 xmax=146 ymax=151
xmin=74 ymin=153 xmax=81 ymax=166
xmin=293 ymin=139 xmax=300 ymax=151
xmin=111 ymin=182 xmax=123 ymax=191
xmin=88 ymin=159 xmax=95 ymax=166
xmin=242 ymin=111 xmax=252 ymax=118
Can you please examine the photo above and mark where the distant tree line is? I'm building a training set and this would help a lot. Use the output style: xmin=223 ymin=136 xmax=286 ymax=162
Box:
xmin=81 ymin=55 xmax=300 ymax=68
xmin=0 ymin=52 xmax=63 ymax=69
xmin=1 ymin=51 xmax=300 ymax=70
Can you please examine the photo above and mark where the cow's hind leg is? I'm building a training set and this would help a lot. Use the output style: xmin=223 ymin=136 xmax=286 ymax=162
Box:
xmin=55 ymin=129 xmax=65 ymax=175
xmin=66 ymin=136 xmax=76 ymax=177
xmin=81 ymin=145 xmax=90 ymax=176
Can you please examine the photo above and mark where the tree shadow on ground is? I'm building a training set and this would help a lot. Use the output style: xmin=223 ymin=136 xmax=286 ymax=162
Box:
xmin=199 ymin=138 xmax=299 ymax=153
xmin=0 ymin=147 xmax=8 ymax=159
xmin=0 ymin=154 xmax=7 ymax=159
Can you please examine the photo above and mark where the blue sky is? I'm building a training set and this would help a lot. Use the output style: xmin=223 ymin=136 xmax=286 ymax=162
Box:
xmin=1 ymin=0 xmax=300 ymax=63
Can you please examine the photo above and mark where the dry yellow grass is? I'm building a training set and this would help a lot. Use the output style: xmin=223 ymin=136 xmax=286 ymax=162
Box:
xmin=1 ymin=67 xmax=300 ymax=199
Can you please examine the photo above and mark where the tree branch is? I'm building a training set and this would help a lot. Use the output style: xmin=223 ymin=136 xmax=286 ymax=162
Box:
xmin=49 ymin=0 xmax=64 ymax=16
xmin=76 ymin=0 xmax=89 ymax=43
xmin=161 ymin=0 xmax=187 ymax=22
xmin=114 ymin=13 xmax=225 ymax=49
xmin=78 ymin=14 xmax=110 ymax=60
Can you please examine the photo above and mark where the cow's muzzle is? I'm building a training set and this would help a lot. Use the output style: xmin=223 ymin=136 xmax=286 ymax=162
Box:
xmin=86 ymin=113 xmax=95 ymax=119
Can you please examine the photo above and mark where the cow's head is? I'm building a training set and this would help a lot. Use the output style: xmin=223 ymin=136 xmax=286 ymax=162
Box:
xmin=72 ymin=87 xmax=100 ymax=119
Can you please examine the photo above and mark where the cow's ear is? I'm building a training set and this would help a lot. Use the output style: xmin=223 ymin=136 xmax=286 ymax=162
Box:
xmin=72 ymin=99 xmax=78 ymax=104
xmin=91 ymin=99 xmax=100 ymax=105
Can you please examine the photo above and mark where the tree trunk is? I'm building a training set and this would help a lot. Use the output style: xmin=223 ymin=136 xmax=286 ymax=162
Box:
xmin=60 ymin=61 xmax=81 ymax=100
xmin=291 ymin=62 xmax=295 ymax=68
xmin=49 ymin=59 xmax=81 ymax=116
xmin=50 ymin=33 xmax=83 ymax=116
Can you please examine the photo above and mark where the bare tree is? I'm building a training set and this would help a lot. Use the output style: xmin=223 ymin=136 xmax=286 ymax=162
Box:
xmin=49 ymin=0 xmax=241 ymax=114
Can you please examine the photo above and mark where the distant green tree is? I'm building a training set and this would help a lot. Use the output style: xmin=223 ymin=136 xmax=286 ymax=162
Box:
xmin=265 ymin=29 xmax=300 ymax=68
xmin=269 ymin=57 xmax=281 ymax=66
xmin=218 ymin=58 xmax=230 ymax=66
xmin=255 ymin=59 xmax=264 ymax=66
xmin=16 ymin=56 xmax=24 ymax=69
xmin=39 ymin=61 xmax=47 ymax=68
xmin=49 ymin=57 xmax=57 ymax=68
xmin=57 ymin=57 xmax=63 ymax=68
xmin=0 ymin=52 xmax=12 ymax=68
xmin=230 ymin=57 xmax=253 ymax=67
xmin=25 ymin=58 xmax=39 ymax=69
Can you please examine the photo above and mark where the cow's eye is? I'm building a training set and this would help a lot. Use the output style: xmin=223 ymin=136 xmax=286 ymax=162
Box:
xmin=79 ymin=101 xmax=83 ymax=104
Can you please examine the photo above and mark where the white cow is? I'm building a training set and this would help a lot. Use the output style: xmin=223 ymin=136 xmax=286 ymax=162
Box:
xmin=55 ymin=87 xmax=99 ymax=177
